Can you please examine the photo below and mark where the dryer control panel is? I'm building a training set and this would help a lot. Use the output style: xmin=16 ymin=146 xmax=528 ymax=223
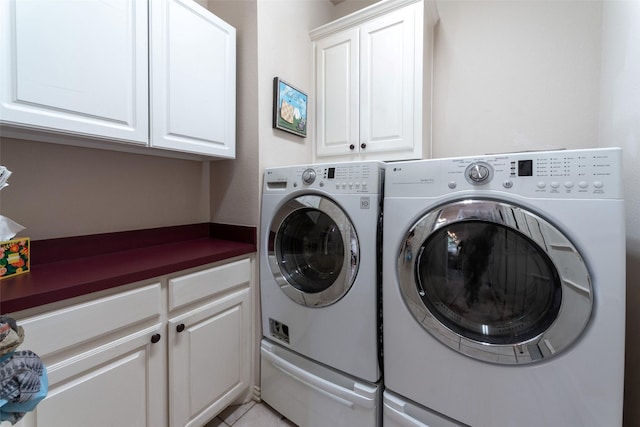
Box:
xmin=264 ymin=161 xmax=384 ymax=195
xmin=387 ymin=148 xmax=623 ymax=199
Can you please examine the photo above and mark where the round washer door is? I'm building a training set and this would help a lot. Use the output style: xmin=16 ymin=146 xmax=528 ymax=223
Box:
xmin=268 ymin=194 xmax=359 ymax=307
xmin=397 ymin=199 xmax=592 ymax=364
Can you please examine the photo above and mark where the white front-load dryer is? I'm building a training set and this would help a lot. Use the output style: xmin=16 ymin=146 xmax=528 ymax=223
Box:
xmin=260 ymin=161 xmax=383 ymax=427
xmin=383 ymin=148 xmax=625 ymax=427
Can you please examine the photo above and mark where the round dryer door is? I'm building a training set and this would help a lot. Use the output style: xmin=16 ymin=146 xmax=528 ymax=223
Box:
xmin=397 ymin=199 xmax=592 ymax=364
xmin=268 ymin=195 xmax=359 ymax=307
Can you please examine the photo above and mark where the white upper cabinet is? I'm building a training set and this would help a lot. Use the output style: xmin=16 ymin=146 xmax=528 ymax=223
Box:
xmin=360 ymin=6 xmax=417 ymax=157
xmin=311 ymin=0 xmax=439 ymax=162
xmin=0 ymin=0 xmax=236 ymax=159
xmin=0 ymin=0 xmax=149 ymax=144
xmin=150 ymin=0 xmax=236 ymax=158
xmin=313 ymin=28 xmax=360 ymax=158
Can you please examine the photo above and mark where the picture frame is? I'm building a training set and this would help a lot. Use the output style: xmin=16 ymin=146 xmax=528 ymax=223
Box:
xmin=273 ymin=77 xmax=308 ymax=138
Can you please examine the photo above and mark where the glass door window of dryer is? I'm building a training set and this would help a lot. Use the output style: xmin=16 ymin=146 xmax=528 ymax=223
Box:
xmin=269 ymin=195 xmax=359 ymax=307
xmin=397 ymin=199 xmax=593 ymax=365
xmin=416 ymin=221 xmax=561 ymax=345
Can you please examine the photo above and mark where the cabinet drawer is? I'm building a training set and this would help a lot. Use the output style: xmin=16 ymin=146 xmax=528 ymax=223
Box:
xmin=18 ymin=283 xmax=162 ymax=358
xmin=168 ymin=258 xmax=250 ymax=311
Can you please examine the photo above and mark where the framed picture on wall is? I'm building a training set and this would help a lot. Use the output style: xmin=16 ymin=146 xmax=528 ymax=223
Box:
xmin=273 ymin=77 xmax=308 ymax=138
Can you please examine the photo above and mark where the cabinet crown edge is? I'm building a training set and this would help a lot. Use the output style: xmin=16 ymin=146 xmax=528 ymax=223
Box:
xmin=309 ymin=0 xmax=439 ymax=40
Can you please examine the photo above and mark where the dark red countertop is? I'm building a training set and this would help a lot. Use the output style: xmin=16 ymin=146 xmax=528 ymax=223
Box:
xmin=0 ymin=223 xmax=257 ymax=314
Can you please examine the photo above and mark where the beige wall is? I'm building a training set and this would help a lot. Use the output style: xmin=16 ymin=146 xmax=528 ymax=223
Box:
xmin=432 ymin=0 xmax=603 ymax=157
xmin=0 ymin=138 xmax=209 ymax=240
xmin=599 ymin=2 xmax=640 ymax=425
xmin=207 ymin=1 xmax=260 ymax=227
xmin=329 ymin=0 xmax=379 ymax=20
xmin=256 ymin=0 xmax=329 ymax=171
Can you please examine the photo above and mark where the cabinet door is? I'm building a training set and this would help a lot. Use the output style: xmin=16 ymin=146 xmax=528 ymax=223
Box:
xmin=150 ymin=0 xmax=236 ymax=158
xmin=314 ymin=28 xmax=360 ymax=158
xmin=0 ymin=0 xmax=149 ymax=144
xmin=168 ymin=288 xmax=251 ymax=427
xmin=15 ymin=325 xmax=165 ymax=427
xmin=360 ymin=3 xmax=422 ymax=158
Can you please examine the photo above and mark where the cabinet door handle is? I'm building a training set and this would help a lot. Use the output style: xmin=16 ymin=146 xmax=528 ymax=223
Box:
xmin=151 ymin=333 xmax=161 ymax=344
xmin=176 ymin=323 xmax=186 ymax=333
xmin=360 ymin=143 xmax=366 ymax=150
xmin=349 ymin=144 xmax=355 ymax=150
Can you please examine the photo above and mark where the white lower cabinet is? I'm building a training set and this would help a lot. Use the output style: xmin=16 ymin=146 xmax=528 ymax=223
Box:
xmin=7 ymin=256 xmax=253 ymax=427
xmin=31 ymin=324 xmax=165 ymax=427
xmin=168 ymin=260 xmax=251 ymax=427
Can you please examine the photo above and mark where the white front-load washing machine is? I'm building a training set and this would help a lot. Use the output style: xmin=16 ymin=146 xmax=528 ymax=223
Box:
xmin=260 ymin=161 xmax=383 ymax=427
xmin=382 ymin=148 xmax=625 ymax=426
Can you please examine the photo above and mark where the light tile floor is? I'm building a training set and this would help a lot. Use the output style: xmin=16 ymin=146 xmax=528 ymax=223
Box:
xmin=204 ymin=400 xmax=297 ymax=427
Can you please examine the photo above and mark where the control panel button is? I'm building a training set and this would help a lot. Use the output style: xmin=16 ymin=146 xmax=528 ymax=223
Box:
xmin=503 ymin=180 xmax=513 ymax=189
xmin=579 ymin=181 xmax=588 ymax=189
xmin=593 ymin=181 xmax=604 ymax=188
xmin=448 ymin=181 xmax=457 ymax=189
xmin=550 ymin=181 xmax=560 ymax=189
xmin=537 ymin=182 xmax=546 ymax=189
xmin=564 ymin=181 xmax=574 ymax=189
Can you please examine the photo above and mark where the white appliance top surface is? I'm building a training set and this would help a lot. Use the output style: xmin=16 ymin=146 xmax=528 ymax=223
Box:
xmin=385 ymin=147 xmax=622 ymax=199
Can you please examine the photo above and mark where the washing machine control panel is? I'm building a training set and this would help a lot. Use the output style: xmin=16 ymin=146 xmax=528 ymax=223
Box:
xmin=387 ymin=148 xmax=623 ymax=199
xmin=264 ymin=161 xmax=383 ymax=194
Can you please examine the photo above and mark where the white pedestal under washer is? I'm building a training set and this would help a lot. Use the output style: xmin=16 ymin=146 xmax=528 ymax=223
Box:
xmin=382 ymin=148 xmax=625 ymax=427
xmin=260 ymin=161 xmax=383 ymax=426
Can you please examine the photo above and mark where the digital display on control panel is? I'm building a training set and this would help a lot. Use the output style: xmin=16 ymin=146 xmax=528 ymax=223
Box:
xmin=518 ymin=160 xmax=533 ymax=177
xmin=327 ymin=168 xmax=335 ymax=179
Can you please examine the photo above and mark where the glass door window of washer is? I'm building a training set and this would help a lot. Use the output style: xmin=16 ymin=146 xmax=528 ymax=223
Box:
xmin=268 ymin=195 xmax=359 ymax=307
